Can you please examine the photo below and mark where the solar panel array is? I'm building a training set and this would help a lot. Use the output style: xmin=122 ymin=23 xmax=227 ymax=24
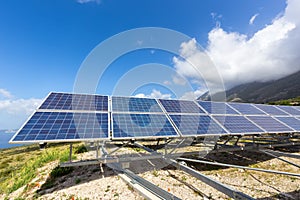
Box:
xmin=11 ymin=92 xmax=110 ymax=143
xmin=10 ymin=92 xmax=300 ymax=143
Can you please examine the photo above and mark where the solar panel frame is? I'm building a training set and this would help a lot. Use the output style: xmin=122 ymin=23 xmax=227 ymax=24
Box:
xmin=39 ymin=92 xmax=109 ymax=112
xmin=275 ymin=105 xmax=300 ymax=116
xmin=10 ymin=111 xmax=110 ymax=143
xmin=169 ymin=114 xmax=228 ymax=137
xmin=246 ymin=115 xmax=294 ymax=133
xmin=197 ymin=101 xmax=240 ymax=115
xmin=253 ymin=104 xmax=289 ymax=116
xmin=294 ymin=106 xmax=300 ymax=111
xmin=158 ymin=99 xmax=205 ymax=114
xmin=227 ymin=102 xmax=266 ymax=115
xmin=111 ymin=96 xmax=163 ymax=113
xmin=213 ymin=115 xmax=265 ymax=135
xmin=274 ymin=116 xmax=300 ymax=132
xmin=111 ymin=113 xmax=180 ymax=140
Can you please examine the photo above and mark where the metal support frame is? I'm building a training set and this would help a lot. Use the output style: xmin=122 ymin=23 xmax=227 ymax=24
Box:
xmin=168 ymin=158 xmax=255 ymax=200
xmin=177 ymin=157 xmax=300 ymax=177
xmin=101 ymin=145 xmax=181 ymax=200
xmin=60 ymin=134 xmax=300 ymax=200
xmin=134 ymin=142 xmax=254 ymax=200
xmin=258 ymin=149 xmax=300 ymax=168
xmin=256 ymin=149 xmax=300 ymax=159
xmin=107 ymin=140 xmax=132 ymax=156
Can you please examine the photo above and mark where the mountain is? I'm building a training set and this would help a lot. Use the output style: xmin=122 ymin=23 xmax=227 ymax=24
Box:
xmin=199 ymin=70 xmax=300 ymax=103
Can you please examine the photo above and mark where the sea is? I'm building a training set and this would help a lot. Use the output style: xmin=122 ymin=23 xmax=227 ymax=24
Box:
xmin=0 ymin=131 xmax=23 ymax=149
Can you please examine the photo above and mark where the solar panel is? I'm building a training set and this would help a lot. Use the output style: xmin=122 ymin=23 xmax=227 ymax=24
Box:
xmin=276 ymin=105 xmax=300 ymax=116
xmin=275 ymin=117 xmax=300 ymax=131
xmin=112 ymin=96 xmax=163 ymax=113
xmin=253 ymin=104 xmax=289 ymax=116
xmin=247 ymin=116 xmax=293 ymax=133
xmin=294 ymin=106 xmax=300 ymax=111
xmin=169 ymin=114 xmax=227 ymax=136
xmin=39 ymin=92 xmax=108 ymax=111
xmin=159 ymin=99 xmax=205 ymax=114
xmin=213 ymin=115 xmax=264 ymax=134
xmin=112 ymin=113 xmax=178 ymax=138
xmin=11 ymin=112 xmax=109 ymax=143
xmin=197 ymin=101 xmax=239 ymax=114
xmin=227 ymin=103 xmax=265 ymax=115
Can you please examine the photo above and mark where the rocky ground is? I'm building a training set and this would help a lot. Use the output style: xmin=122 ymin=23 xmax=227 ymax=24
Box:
xmin=5 ymin=146 xmax=300 ymax=200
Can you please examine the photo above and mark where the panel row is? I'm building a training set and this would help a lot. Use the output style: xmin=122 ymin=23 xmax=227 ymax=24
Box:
xmin=11 ymin=111 xmax=300 ymax=143
xmin=10 ymin=92 xmax=300 ymax=143
xmin=38 ymin=92 xmax=300 ymax=116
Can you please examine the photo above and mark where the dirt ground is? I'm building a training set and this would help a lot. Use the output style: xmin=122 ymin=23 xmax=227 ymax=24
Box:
xmin=6 ymin=146 xmax=300 ymax=200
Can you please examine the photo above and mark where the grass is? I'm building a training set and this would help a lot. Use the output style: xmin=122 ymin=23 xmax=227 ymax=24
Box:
xmin=0 ymin=143 xmax=80 ymax=195
xmin=269 ymin=96 xmax=300 ymax=105
xmin=74 ymin=144 xmax=88 ymax=154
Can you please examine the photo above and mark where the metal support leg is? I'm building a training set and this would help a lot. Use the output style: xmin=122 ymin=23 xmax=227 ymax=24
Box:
xmin=69 ymin=144 xmax=73 ymax=162
xmin=234 ymin=136 xmax=241 ymax=146
xmin=223 ymin=136 xmax=234 ymax=145
xmin=96 ymin=141 xmax=99 ymax=159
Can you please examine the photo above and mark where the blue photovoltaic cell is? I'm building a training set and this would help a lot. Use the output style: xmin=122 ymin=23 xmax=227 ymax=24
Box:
xmin=197 ymin=101 xmax=239 ymax=114
xmin=276 ymin=105 xmax=300 ymax=116
xmin=11 ymin=112 xmax=109 ymax=142
xmin=227 ymin=103 xmax=265 ymax=115
xmin=275 ymin=117 xmax=300 ymax=131
xmin=112 ymin=96 xmax=163 ymax=113
xmin=112 ymin=113 xmax=178 ymax=138
xmin=170 ymin=114 xmax=227 ymax=136
xmin=39 ymin=92 xmax=108 ymax=111
xmin=159 ymin=99 xmax=205 ymax=113
xmin=254 ymin=104 xmax=289 ymax=116
xmin=247 ymin=116 xmax=293 ymax=133
xmin=213 ymin=115 xmax=264 ymax=134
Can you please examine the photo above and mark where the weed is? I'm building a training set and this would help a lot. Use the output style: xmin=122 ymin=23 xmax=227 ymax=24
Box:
xmin=75 ymin=178 xmax=81 ymax=184
xmin=127 ymin=185 xmax=134 ymax=191
xmin=105 ymin=185 xmax=111 ymax=192
xmin=51 ymin=167 xmax=74 ymax=178
xmin=75 ymin=145 xmax=88 ymax=154
xmin=114 ymin=193 xmax=119 ymax=197
xmin=152 ymin=170 xmax=159 ymax=177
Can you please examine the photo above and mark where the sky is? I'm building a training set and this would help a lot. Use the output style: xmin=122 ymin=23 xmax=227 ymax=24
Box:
xmin=1 ymin=0 xmax=299 ymax=129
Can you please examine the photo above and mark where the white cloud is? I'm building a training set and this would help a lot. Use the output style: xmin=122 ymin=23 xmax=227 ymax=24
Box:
xmin=77 ymin=0 xmax=101 ymax=4
xmin=0 ymin=95 xmax=42 ymax=129
xmin=172 ymin=75 xmax=186 ymax=86
xmin=180 ymin=88 xmax=208 ymax=100
xmin=163 ymin=80 xmax=172 ymax=85
xmin=249 ymin=13 xmax=259 ymax=25
xmin=174 ymin=0 xmax=300 ymax=90
xmin=0 ymin=89 xmax=13 ymax=99
xmin=0 ymin=98 xmax=42 ymax=115
xmin=135 ymin=89 xmax=171 ymax=99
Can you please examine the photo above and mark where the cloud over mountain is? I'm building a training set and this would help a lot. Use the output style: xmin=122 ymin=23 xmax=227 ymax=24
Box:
xmin=174 ymin=0 xmax=300 ymax=92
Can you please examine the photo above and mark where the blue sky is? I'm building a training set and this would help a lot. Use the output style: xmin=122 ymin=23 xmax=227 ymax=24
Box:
xmin=2 ymin=0 xmax=300 ymax=129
